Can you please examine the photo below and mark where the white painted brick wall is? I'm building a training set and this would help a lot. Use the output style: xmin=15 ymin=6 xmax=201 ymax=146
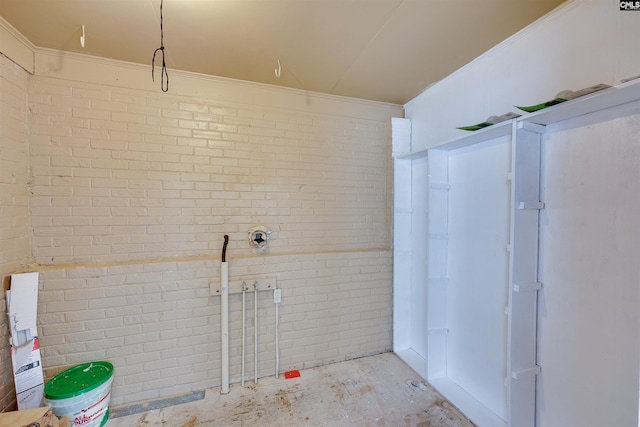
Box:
xmin=28 ymin=78 xmax=391 ymax=264
xmin=0 ymin=56 xmax=399 ymax=409
xmin=37 ymin=252 xmax=391 ymax=406
xmin=0 ymin=55 xmax=31 ymax=411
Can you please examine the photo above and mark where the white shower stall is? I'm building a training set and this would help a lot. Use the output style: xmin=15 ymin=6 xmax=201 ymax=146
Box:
xmin=392 ymin=80 xmax=640 ymax=427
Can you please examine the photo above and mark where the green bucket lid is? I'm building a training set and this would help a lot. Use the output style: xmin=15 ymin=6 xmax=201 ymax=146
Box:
xmin=45 ymin=361 xmax=114 ymax=400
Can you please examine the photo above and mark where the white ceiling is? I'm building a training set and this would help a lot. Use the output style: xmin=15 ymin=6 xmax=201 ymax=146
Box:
xmin=0 ymin=0 xmax=565 ymax=104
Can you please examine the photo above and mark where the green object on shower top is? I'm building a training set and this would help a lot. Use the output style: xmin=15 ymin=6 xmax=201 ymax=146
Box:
xmin=515 ymin=97 xmax=568 ymax=113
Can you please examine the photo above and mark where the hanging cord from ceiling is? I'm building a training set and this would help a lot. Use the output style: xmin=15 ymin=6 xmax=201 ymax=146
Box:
xmin=151 ymin=0 xmax=169 ymax=92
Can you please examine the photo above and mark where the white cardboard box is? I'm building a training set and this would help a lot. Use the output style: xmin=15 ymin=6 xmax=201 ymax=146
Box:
xmin=7 ymin=272 xmax=44 ymax=410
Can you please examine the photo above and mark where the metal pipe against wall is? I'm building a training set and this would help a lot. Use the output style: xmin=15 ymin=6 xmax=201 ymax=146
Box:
xmin=241 ymin=282 xmax=247 ymax=387
xmin=273 ymin=287 xmax=281 ymax=378
xmin=220 ymin=235 xmax=230 ymax=395
xmin=220 ymin=261 xmax=229 ymax=394
xmin=275 ymin=295 xmax=279 ymax=378
xmin=254 ymin=281 xmax=258 ymax=384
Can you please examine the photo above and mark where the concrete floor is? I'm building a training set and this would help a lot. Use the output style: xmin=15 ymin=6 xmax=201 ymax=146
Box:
xmin=107 ymin=352 xmax=475 ymax=427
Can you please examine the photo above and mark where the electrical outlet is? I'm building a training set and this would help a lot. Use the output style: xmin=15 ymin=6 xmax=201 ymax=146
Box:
xmin=273 ymin=288 xmax=282 ymax=304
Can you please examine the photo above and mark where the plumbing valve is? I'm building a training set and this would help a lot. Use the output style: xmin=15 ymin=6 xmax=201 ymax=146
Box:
xmin=248 ymin=226 xmax=272 ymax=249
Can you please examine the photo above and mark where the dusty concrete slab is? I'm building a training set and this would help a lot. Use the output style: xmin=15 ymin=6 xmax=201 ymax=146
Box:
xmin=107 ymin=352 xmax=476 ymax=426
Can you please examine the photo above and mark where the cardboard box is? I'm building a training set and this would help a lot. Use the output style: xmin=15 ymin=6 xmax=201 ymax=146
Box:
xmin=0 ymin=406 xmax=70 ymax=427
xmin=0 ymin=406 xmax=48 ymax=427
xmin=6 ymin=272 xmax=44 ymax=410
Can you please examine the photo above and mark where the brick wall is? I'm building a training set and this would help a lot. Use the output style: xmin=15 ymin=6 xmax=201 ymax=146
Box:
xmin=28 ymin=77 xmax=391 ymax=264
xmin=0 ymin=54 xmax=31 ymax=411
xmin=38 ymin=251 xmax=391 ymax=406
xmin=23 ymin=70 xmax=398 ymax=406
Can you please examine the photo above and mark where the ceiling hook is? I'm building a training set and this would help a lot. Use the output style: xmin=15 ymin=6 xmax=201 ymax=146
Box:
xmin=275 ymin=59 xmax=281 ymax=79
xmin=80 ymin=25 xmax=85 ymax=48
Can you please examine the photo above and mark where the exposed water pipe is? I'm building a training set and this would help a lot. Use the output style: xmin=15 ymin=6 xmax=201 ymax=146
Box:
xmin=275 ymin=302 xmax=279 ymax=378
xmin=274 ymin=288 xmax=281 ymax=378
xmin=220 ymin=235 xmax=230 ymax=394
xmin=241 ymin=281 xmax=248 ymax=387
xmin=254 ymin=281 xmax=259 ymax=384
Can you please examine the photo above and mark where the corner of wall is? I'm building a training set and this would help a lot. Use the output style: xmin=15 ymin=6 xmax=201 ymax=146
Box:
xmin=0 ymin=17 xmax=35 ymax=74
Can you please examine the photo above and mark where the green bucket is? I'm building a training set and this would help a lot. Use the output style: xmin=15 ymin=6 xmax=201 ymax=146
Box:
xmin=44 ymin=361 xmax=114 ymax=427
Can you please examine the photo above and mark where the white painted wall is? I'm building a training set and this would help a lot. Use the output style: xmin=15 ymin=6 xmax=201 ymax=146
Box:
xmin=446 ymin=137 xmax=511 ymax=420
xmin=0 ymin=17 xmax=402 ymax=408
xmin=406 ymin=0 xmax=640 ymax=149
xmin=404 ymin=1 xmax=640 ymax=426
xmin=538 ymin=99 xmax=640 ymax=427
xmin=0 ymin=42 xmax=30 ymax=412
